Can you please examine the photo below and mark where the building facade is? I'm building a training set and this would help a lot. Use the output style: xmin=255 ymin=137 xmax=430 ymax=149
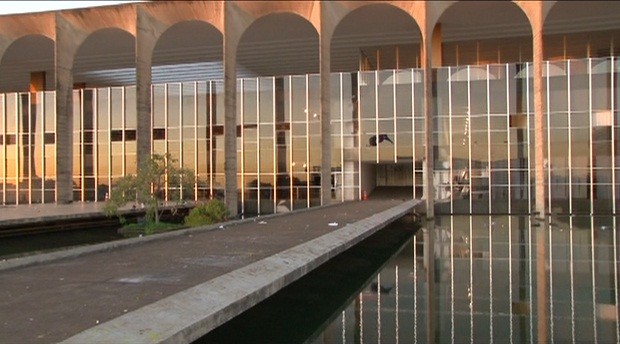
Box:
xmin=0 ymin=1 xmax=618 ymax=216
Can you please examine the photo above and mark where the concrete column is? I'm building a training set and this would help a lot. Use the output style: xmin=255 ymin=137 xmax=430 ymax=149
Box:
xmin=320 ymin=15 xmax=332 ymax=206
xmin=224 ymin=3 xmax=239 ymax=216
xmin=422 ymin=32 xmax=435 ymax=219
xmin=136 ymin=8 xmax=156 ymax=168
xmin=55 ymin=14 xmax=81 ymax=203
xmin=532 ymin=11 xmax=546 ymax=216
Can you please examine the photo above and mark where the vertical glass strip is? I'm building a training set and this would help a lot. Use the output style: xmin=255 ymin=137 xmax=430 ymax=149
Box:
xmin=240 ymin=79 xmax=245 ymax=213
xmin=546 ymin=61 xmax=552 ymax=213
xmin=393 ymin=69 xmax=397 ymax=163
xmin=375 ymin=70 xmax=379 ymax=164
xmin=612 ymin=57 xmax=616 ymax=215
xmin=80 ymin=89 xmax=85 ymax=202
xmin=357 ymin=72 xmax=362 ymax=200
xmin=14 ymin=93 xmax=19 ymax=204
xmin=506 ymin=64 xmax=512 ymax=213
xmin=272 ymin=77 xmax=276 ymax=212
xmin=568 ymin=61 xmax=573 ymax=214
xmin=487 ymin=66 xmax=492 ymax=213
xmin=194 ymin=81 xmax=199 ymax=201
xmin=256 ymin=78 xmax=261 ymax=214
xmin=448 ymin=67 xmax=454 ymax=213
xmin=288 ymin=76 xmax=293 ymax=209
xmin=2 ymin=94 xmax=5 ymax=204
xmin=588 ymin=59 xmax=594 ymax=214
xmin=467 ymin=66 xmax=473 ymax=213
xmin=164 ymin=83 xmax=169 ymax=201
xmin=527 ymin=63 xmax=532 ymax=212
xmin=178 ymin=84 xmax=183 ymax=200
xmin=340 ymin=73 xmax=345 ymax=202
xmin=93 ymin=91 xmax=98 ymax=202
xmin=107 ymin=88 xmax=112 ymax=199
xmin=412 ymin=69 xmax=416 ymax=198
xmin=122 ymin=87 xmax=127 ymax=178
xmin=209 ymin=81 xmax=214 ymax=197
xmin=305 ymin=75 xmax=310 ymax=208
xmin=40 ymin=93 xmax=46 ymax=203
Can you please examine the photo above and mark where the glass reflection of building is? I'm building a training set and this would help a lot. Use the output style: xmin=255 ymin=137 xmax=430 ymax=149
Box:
xmin=0 ymin=1 xmax=619 ymax=217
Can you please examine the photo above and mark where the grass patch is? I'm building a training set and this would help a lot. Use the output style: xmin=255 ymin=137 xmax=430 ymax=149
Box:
xmin=118 ymin=221 xmax=184 ymax=237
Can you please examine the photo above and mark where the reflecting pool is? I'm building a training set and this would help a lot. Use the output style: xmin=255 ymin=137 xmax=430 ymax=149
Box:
xmin=200 ymin=215 xmax=619 ymax=343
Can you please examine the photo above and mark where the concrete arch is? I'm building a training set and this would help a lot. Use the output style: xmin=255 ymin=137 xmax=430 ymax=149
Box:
xmin=237 ymin=12 xmax=319 ymax=76
xmin=72 ymin=28 xmax=136 ymax=87
xmin=0 ymin=34 xmax=55 ymax=92
xmin=329 ymin=2 xmax=423 ymax=72
xmin=233 ymin=1 xmax=319 ymax=39
xmin=151 ymin=20 xmax=223 ymax=83
xmin=543 ymin=0 xmax=620 ymax=59
xmin=326 ymin=2 xmax=424 ymax=44
xmin=432 ymin=1 xmax=532 ymax=66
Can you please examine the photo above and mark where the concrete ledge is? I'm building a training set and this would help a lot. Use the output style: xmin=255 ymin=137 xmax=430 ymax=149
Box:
xmin=0 ymin=201 xmax=344 ymax=272
xmin=61 ymin=200 xmax=417 ymax=344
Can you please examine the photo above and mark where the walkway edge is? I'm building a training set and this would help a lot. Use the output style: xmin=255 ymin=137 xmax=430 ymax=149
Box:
xmin=0 ymin=202 xmax=343 ymax=272
xmin=60 ymin=200 xmax=418 ymax=344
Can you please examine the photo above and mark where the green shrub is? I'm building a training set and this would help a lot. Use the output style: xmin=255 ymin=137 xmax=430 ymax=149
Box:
xmin=118 ymin=221 xmax=183 ymax=237
xmin=185 ymin=199 xmax=229 ymax=227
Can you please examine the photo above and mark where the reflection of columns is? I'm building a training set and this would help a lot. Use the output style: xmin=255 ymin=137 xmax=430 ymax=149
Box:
xmin=224 ymin=2 xmax=239 ymax=216
xmin=423 ymin=30 xmax=435 ymax=218
xmin=423 ymin=222 xmax=436 ymax=343
xmin=320 ymin=15 xmax=332 ymax=206
xmin=55 ymin=14 xmax=80 ymax=203
xmin=536 ymin=222 xmax=548 ymax=343
xmin=136 ymin=8 xmax=156 ymax=168
xmin=532 ymin=10 xmax=546 ymax=216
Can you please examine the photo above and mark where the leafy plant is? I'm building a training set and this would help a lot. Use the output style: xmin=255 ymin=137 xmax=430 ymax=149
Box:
xmin=184 ymin=199 xmax=229 ymax=227
xmin=104 ymin=153 xmax=195 ymax=225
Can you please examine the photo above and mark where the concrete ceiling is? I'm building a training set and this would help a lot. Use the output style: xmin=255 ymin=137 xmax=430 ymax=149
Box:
xmin=0 ymin=1 xmax=619 ymax=91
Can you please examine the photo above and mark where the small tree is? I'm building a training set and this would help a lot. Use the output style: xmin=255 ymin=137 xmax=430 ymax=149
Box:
xmin=104 ymin=153 xmax=195 ymax=224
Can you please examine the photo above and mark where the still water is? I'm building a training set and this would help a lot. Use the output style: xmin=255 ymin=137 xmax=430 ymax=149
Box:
xmin=201 ymin=215 xmax=619 ymax=344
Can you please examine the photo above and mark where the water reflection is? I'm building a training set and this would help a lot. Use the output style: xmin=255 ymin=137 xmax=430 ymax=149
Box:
xmin=312 ymin=215 xmax=618 ymax=344
xmin=199 ymin=215 xmax=618 ymax=343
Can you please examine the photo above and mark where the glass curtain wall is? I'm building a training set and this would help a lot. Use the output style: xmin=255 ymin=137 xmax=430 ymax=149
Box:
xmin=358 ymin=69 xmax=426 ymax=197
xmin=545 ymin=57 xmax=619 ymax=215
xmin=0 ymin=91 xmax=56 ymax=204
xmin=151 ymin=81 xmax=224 ymax=202
xmin=435 ymin=63 xmax=532 ymax=214
xmin=5 ymin=58 xmax=619 ymax=215
xmin=72 ymin=86 xmax=136 ymax=202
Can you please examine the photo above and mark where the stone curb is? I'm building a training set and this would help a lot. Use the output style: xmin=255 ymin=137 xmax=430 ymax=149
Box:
xmin=60 ymin=200 xmax=418 ymax=344
xmin=0 ymin=201 xmax=344 ymax=272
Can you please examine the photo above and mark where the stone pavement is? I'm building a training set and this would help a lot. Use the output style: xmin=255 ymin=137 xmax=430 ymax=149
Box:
xmin=0 ymin=198 xmax=420 ymax=344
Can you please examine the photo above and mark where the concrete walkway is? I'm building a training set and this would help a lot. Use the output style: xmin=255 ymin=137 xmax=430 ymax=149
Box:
xmin=0 ymin=199 xmax=420 ymax=344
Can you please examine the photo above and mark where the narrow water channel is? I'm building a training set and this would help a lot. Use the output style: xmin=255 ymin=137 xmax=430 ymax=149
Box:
xmin=200 ymin=215 xmax=619 ymax=344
